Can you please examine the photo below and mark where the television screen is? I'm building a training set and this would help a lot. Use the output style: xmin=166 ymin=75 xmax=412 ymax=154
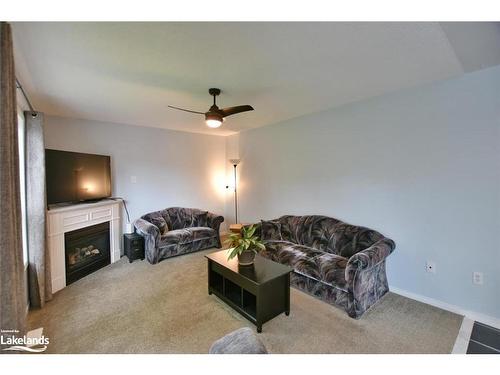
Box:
xmin=45 ymin=149 xmax=112 ymax=205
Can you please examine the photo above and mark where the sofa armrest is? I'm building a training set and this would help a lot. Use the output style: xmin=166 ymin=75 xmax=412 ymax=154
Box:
xmin=134 ymin=218 xmax=160 ymax=263
xmin=206 ymin=213 xmax=224 ymax=248
xmin=134 ymin=218 xmax=160 ymax=238
xmin=345 ymin=238 xmax=395 ymax=283
xmin=207 ymin=213 xmax=224 ymax=232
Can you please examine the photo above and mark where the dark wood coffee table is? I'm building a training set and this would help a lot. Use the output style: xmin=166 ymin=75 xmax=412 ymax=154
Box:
xmin=206 ymin=249 xmax=293 ymax=333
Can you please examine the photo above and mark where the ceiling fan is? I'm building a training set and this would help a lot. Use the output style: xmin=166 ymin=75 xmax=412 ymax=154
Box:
xmin=168 ymin=88 xmax=254 ymax=128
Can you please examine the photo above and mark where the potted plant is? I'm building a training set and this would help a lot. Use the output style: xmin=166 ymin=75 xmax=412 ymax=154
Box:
xmin=225 ymin=225 xmax=265 ymax=266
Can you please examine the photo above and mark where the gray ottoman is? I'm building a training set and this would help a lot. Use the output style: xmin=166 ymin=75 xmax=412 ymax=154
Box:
xmin=209 ymin=327 xmax=268 ymax=354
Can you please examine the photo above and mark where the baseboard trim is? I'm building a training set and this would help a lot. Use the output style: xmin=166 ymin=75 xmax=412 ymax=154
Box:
xmin=452 ymin=317 xmax=474 ymax=354
xmin=390 ymin=286 xmax=500 ymax=330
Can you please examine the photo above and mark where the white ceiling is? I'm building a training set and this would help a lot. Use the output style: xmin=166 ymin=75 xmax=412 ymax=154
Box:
xmin=12 ymin=22 xmax=500 ymax=136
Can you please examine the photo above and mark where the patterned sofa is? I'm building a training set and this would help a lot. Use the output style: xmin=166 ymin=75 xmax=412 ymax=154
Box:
xmin=255 ymin=215 xmax=395 ymax=318
xmin=134 ymin=207 xmax=224 ymax=264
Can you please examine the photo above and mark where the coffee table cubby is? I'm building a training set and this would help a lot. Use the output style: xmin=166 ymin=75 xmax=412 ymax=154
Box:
xmin=206 ymin=251 xmax=292 ymax=333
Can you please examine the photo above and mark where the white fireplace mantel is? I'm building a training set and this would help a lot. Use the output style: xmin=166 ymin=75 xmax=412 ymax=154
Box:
xmin=47 ymin=199 xmax=122 ymax=293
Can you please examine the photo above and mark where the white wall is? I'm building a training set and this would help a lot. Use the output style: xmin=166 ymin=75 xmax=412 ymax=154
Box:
xmin=235 ymin=65 xmax=500 ymax=320
xmin=44 ymin=116 xmax=228 ymax=232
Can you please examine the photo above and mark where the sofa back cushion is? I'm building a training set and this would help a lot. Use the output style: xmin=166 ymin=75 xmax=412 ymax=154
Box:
xmin=164 ymin=207 xmax=209 ymax=230
xmin=194 ymin=211 xmax=209 ymax=227
xmin=275 ymin=215 xmax=384 ymax=258
xmin=277 ymin=215 xmax=339 ymax=252
xmin=328 ymin=223 xmax=384 ymax=258
xmin=260 ymin=220 xmax=282 ymax=241
xmin=142 ymin=211 xmax=169 ymax=234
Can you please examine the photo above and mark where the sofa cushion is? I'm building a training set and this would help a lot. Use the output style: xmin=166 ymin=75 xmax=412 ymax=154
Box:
xmin=262 ymin=240 xmax=348 ymax=291
xmin=287 ymin=215 xmax=339 ymax=251
xmin=166 ymin=208 xmax=195 ymax=230
xmin=158 ymin=229 xmax=192 ymax=247
xmin=313 ymin=253 xmax=348 ymax=291
xmin=262 ymin=241 xmax=323 ymax=278
xmin=274 ymin=215 xmax=385 ymax=257
xmin=187 ymin=226 xmax=216 ymax=241
xmin=278 ymin=216 xmax=300 ymax=243
xmin=160 ymin=211 xmax=173 ymax=230
xmin=261 ymin=220 xmax=282 ymax=241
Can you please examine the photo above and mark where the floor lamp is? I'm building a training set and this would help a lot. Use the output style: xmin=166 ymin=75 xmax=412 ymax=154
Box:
xmin=229 ymin=159 xmax=240 ymax=224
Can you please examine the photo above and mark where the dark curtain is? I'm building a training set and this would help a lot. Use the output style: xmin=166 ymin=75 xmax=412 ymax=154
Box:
xmin=26 ymin=111 xmax=52 ymax=308
xmin=0 ymin=21 xmax=27 ymax=344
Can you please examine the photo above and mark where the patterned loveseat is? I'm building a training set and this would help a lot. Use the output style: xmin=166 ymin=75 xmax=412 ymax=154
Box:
xmin=255 ymin=215 xmax=395 ymax=318
xmin=134 ymin=207 xmax=224 ymax=264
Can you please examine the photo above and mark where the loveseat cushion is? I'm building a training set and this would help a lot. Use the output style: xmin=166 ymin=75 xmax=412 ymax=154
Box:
xmin=166 ymin=208 xmax=195 ymax=230
xmin=158 ymin=229 xmax=192 ymax=248
xmin=187 ymin=226 xmax=216 ymax=241
xmin=193 ymin=211 xmax=209 ymax=227
xmin=160 ymin=211 xmax=173 ymax=230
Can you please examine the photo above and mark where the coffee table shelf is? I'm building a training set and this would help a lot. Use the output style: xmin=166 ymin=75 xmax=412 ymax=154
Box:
xmin=206 ymin=249 xmax=292 ymax=333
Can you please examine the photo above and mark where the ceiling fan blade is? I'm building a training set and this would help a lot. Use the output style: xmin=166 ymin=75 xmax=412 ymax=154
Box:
xmin=168 ymin=105 xmax=205 ymax=115
xmin=220 ymin=105 xmax=254 ymax=117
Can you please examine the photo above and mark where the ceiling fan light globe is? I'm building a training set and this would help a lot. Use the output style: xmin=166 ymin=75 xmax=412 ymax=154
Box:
xmin=206 ymin=119 xmax=222 ymax=128
xmin=205 ymin=113 xmax=223 ymax=128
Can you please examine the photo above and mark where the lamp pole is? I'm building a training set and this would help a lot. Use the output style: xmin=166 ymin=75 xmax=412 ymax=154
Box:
xmin=229 ymin=159 xmax=240 ymax=224
xmin=233 ymin=163 xmax=238 ymax=224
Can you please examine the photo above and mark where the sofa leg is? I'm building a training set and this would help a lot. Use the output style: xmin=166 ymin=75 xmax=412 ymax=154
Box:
xmin=346 ymin=308 xmax=362 ymax=319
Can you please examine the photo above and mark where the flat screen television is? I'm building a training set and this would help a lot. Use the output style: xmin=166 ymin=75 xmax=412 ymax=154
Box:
xmin=45 ymin=149 xmax=112 ymax=205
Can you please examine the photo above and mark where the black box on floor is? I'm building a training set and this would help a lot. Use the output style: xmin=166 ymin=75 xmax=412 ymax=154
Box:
xmin=124 ymin=232 xmax=145 ymax=263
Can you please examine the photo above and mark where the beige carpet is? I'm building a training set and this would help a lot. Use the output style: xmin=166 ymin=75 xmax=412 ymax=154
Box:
xmin=29 ymin=248 xmax=462 ymax=353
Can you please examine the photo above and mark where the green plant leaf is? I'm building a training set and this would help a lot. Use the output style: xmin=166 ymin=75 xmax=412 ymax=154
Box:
xmin=225 ymin=223 xmax=266 ymax=261
xmin=246 ymin=226 xmax=256 ymax=238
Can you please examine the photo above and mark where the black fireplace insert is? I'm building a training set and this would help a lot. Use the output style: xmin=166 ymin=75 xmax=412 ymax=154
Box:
xmin=65 ymin=221 xmax=111 ymax=285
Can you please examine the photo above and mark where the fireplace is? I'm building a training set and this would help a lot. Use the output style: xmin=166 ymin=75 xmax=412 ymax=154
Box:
xmin=64 ymin=221 xmax=111 ymax=285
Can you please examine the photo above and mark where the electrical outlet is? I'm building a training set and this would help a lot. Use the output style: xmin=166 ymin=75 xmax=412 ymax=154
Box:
xmin=130 ymin=175 xmax=137 ymax=183
xmin=473 ymin=272 xmax=483 ymax=285
xmin=426 ymin=261 xmax=436 ymax=274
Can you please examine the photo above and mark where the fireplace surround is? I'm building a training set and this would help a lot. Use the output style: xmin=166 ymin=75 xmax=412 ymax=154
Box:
xmin=47 ymin=199 xmax=121 ymax=292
